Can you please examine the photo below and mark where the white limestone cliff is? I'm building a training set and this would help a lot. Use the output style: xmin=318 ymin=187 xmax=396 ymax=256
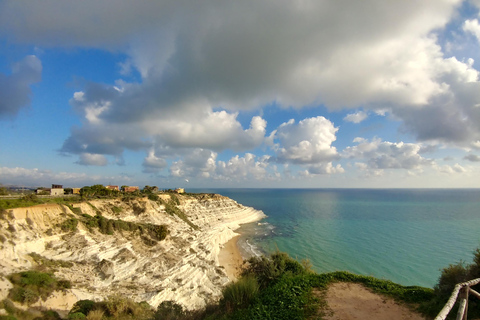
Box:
xmin=0 ymin=193 xmax=265 ymax=315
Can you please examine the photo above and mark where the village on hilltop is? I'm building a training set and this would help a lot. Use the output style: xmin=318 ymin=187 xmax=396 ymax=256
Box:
xmin=0 ymin=184 xmax=185 ymax=196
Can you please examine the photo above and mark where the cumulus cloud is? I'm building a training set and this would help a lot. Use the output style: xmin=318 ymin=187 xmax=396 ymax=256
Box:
xmin=435 ymin=163 xmax=467 ymax=174
xmin=216 ymin=154 xmax=274 ymax=181
xmin=275 ymin=116 xmax=340 ymax=165
xmin=170 ymin=149 xmax=217 ymax=178
xmin=344 ymin=138 xmax=434 ymax=171
xmin=76 ymin=153 xmax=108 ymax=166
xmin=4 ymin=0 xmax=480 ymax=181
xmin=464 ymin=19 xmax=480 ymax=42
xmin=344 ymin=111 xmax=368 ymax=123
xmin=0 ymin=55 xmax=42 ymax=119
xmin=4 ymin=1 xmax=479 ymax=147
xmin=464 ymin=154 xmax=480 ymax=162
xmin=0 ymin=166 xmax=129 ymax=187
xmin=167 ymin=151 xmax=276 ymax=182
xmin=142 ymin=150 xmax=168 ymax=173
xmin=61 ymin=83 xmax=267 ymax=163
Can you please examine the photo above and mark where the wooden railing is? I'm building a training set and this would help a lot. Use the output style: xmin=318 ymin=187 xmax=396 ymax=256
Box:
xmin=435 ymin=278 xmax=480 ymax=320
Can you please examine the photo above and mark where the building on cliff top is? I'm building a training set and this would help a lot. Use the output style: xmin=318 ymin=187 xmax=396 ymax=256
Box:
xmin=174 ymin=188 xmax=185 ymax=194
xmin=36 ymin=184 xmax=64 ymax=196
xmin=106 ymin=185 xmax=119 ymax=191
xmin=123 ymin=186 xmax=139 ymax=193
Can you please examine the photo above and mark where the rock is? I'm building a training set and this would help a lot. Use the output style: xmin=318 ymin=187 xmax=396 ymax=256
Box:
xmin=97 ymin=259 xmax=115 ymax=279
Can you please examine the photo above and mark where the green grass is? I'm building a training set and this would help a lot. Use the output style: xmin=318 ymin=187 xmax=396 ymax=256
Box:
xmin=0 ymin=196 xmax=82 ymax=210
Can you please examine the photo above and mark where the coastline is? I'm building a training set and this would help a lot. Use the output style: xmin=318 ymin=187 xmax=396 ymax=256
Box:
xmin=218 ymin=235 xmax=244 ymax=281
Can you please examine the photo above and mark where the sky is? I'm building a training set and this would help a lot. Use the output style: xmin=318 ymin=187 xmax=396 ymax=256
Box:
xmin=1 ymin=0 xmax=480 ymax=189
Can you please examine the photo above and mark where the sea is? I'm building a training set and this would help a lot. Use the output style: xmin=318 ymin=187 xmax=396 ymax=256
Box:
xmin=193 ymin=188 xmax=480 ymax=289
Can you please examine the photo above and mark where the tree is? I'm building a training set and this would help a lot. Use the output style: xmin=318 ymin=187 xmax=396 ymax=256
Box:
xmin=0 ymin=186 xmax=8 ymax=195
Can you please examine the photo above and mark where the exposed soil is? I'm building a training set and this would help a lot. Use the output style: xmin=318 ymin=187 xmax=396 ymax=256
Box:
xmin=322 ymin=282 xmax=426 ymax=320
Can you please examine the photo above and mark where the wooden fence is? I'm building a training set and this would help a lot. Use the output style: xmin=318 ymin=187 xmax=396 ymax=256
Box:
xmin=435 ymin=278 xmax=480 ymax=320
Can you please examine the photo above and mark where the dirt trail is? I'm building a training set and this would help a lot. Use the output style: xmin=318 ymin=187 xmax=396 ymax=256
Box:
xmin=323 ymin=282 xmax=426 ymax=320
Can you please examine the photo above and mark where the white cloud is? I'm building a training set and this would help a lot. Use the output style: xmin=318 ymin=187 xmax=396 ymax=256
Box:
xmin=0 ymin=55 xmax=42 ymax=119
xmin=76 ymin=153 xmax=108 ymax=166
xmin=344 ymin=138 xmax=434 ymax=171
xmin=464 ymin=19 xmax=480 ymax=42
xmin=170 ymin=149 xmax=217 ymax=178
xmin=275 ymin=116 xmax=339 ymax=165
xmin=5 ymin=1 xmax=479 ymax=150
xmin=216 ymin=153 xmax=274 ymax=181
xmin=142 ymin=150 xmax=168 ymax=173
xmin=0 ymin=166 xmax=130 ymax=187
xmin=435 ymin=163 xmax=467 ymax=174
xmin=4 ymin=0 xmax=480 ymax=183
xmin=307 ymin=163 xmax=345 ymax=175
xmin=344 ymin=111 xmax=368 ymax=123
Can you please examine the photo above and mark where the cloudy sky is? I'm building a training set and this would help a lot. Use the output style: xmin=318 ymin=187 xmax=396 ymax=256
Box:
xmin=1 ymin=0 xmax=480 ymax=189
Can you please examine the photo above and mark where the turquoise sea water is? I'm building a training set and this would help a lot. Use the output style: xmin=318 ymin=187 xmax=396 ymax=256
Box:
xmin=194 ymin=188 xmax=480 ymax=288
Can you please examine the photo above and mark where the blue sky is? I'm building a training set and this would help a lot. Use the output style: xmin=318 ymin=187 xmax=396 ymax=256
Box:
xmin=1 ymin=0 xmax=480 ymax=189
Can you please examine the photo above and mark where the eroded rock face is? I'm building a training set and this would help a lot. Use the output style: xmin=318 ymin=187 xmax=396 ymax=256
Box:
xmin=0 ymin=194 xmax=265 ymax=313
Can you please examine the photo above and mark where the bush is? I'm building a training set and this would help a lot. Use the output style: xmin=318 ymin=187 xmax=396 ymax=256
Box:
xmin=85 ymin=309 xmax=104 ymax=320
xmin=70 ymin=300 xmax=96 ymax=316
xmin=8 ymin=270 xmax=70 ymax=305
xmin=221 ymin=275 xmax=259 ymax=312
xmin=148 ymin=194 xmax=159 ymax=202
xmin=68 ymin=312 xmax=86 ymax=320
xmin=60 ymin=218 xmax=78 ymax=232
xmin=241 ymin=252 xmax=306 ymax=288
xmin=153 ymin=301 xmax=185 ymax=320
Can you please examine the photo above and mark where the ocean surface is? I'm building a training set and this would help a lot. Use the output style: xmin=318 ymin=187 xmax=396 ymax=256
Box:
xmin=193 ymin=188 xmax=480 ymax=288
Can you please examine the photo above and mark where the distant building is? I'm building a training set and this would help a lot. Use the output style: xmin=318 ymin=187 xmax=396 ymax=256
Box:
xmin=123 ymin=186 xmax=139 ymax=193
xmin=50 ymin=184 xmax=64 ymax=196
xmin=36 ymin=184 xmax=64 ymax=196
xmin=106 ymin=185 xmax=119 ymax=191
xmin=72 ymin=188 xmax=81 ymax=194
xmin=174 ymin=188 xmax=185 ymax=194
xmin=36 ymin=188 xmax=50 ymax=195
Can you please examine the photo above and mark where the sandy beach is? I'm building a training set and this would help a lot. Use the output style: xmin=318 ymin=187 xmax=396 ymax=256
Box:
xmin=218 ymin=235 xmax=244 ymax=281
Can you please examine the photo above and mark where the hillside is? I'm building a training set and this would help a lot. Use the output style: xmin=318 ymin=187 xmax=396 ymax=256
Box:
xmin=0 ymin=193 xmax=265 ymax=316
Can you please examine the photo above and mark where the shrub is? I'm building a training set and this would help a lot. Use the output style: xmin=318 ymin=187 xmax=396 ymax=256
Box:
xmin=68 ymin=312 xmax=86 ymax=320
xmin=221 ymin=275 xmax=259 ymax=312
xmin=153 ymin=301 xmax=185 ymax=320
xmin=21 ymin=194 xmax=38 ymax=202
xmin=7 ymin=270 xmax=70 ymax=305
xmin=241 ymin=252 xmax=306 ymax=288
xmin=70 ymin=300 xmax=96 ymax=316
xmin=85 ymin=309 xmax=104 ymax=320
xmin=148 ymin=194 xmax=159 ymax=202
xmin=60 ymin=218 xmax=78 ymax=232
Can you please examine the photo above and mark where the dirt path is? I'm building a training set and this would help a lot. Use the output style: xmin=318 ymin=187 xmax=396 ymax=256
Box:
xmin=323 ymin=282 xmax=426 ymax=320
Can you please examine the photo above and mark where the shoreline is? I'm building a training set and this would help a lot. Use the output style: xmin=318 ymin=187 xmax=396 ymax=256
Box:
xmin=218 ymin=235 xmax=244 ymax=281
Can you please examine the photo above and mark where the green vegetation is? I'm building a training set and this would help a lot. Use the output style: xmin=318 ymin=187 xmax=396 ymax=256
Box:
xmin=80 ymin=185 xmax=120 ymax=199
xmin=0 ymin=196 xmax=82 ymax=210
xmin=28 ymin=253 xmax=74 ymax=272
xmin=5 ymin=249 xmax=480 ymax=319
xmin=78 ymin=213 xmax=169 ymax=242
xmin=418 ymin=248 xmax=480 ymax=319
xmin=7 ymin=271 xmax=71 ymax=305
xmin=60 ymin=218 xmax=79 ymax=232
xmin=67 ymin=296 xmax=153 ymax=320
xmin=65 ymin=203 xmax=82 ymax=215
xmin=163 ymin=198 xmax=199 ymax=230
xmin=0 ymin=298 xmax=63 ymax=320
